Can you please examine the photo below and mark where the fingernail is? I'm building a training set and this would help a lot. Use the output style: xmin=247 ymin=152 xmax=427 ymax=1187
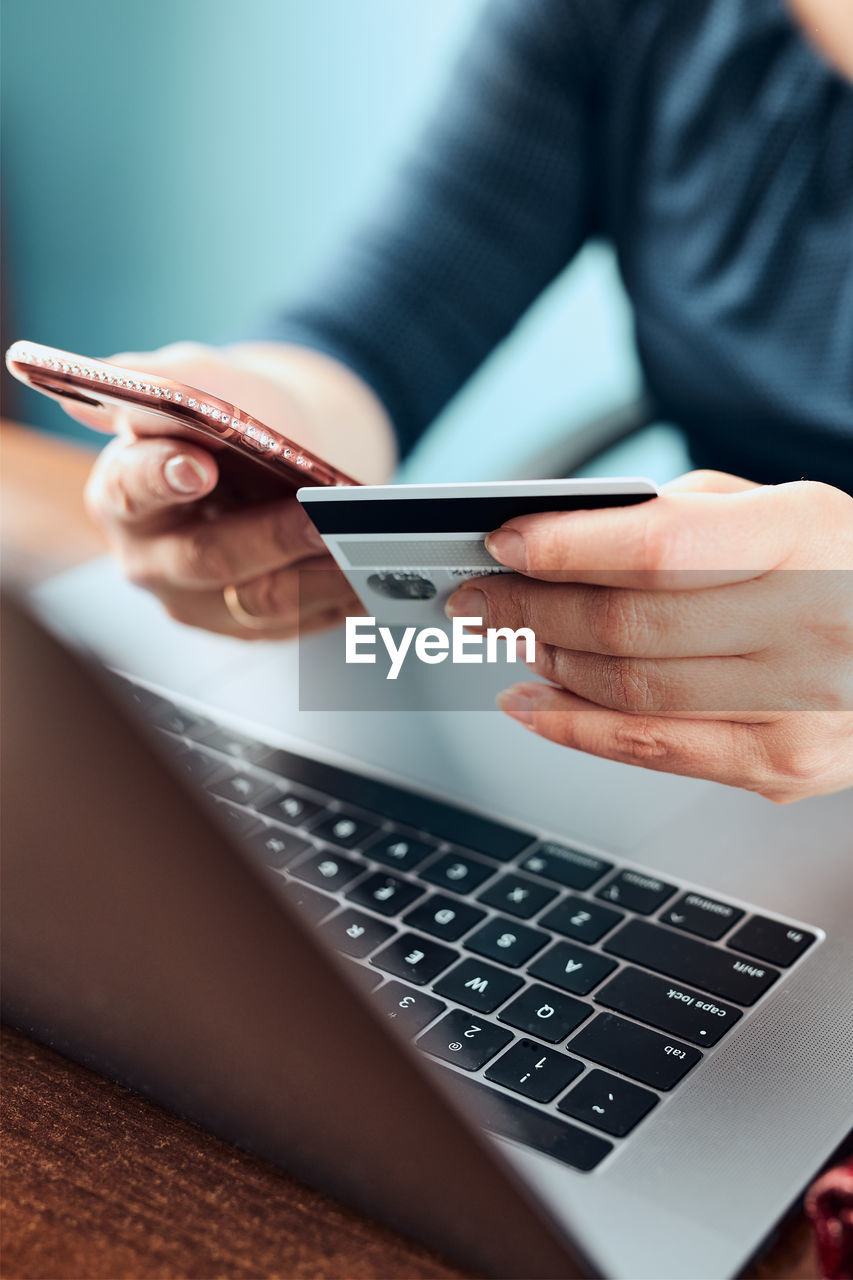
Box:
xmin=164 ymin=454 xmax=208 ymax=495
xmin=485 ymin=528 xmax=526 ymax=569
xmin=496 ymin=682 xmax=542 ymax=727
xmin=445 ymin=587 xmax=487 ymax=623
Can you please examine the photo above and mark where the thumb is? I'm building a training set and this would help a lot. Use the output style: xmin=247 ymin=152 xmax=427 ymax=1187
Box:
xmin=58 ymin=344 xmax=214 ymax=437
xmin=662 ymin=469 xmax=762 ymax=495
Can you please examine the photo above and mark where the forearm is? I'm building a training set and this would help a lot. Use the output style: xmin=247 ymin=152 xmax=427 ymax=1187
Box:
xmin=226 ymin=340 xmax=397 ymax=483
xmin=230 ymin=2 xmax=604 ymax=474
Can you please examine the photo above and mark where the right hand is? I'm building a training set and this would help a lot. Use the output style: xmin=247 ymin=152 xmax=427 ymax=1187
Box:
xmin=74 ymin=342 xmax=369 ymax=639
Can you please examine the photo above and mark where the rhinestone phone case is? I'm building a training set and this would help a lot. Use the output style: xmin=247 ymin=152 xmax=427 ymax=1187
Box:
xmin=5 ymin=340 xmax=359 ymax=491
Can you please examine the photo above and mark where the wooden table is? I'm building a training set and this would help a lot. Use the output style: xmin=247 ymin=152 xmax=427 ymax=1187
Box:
xmin=0 ymin=421 xmax=821 ymax=1279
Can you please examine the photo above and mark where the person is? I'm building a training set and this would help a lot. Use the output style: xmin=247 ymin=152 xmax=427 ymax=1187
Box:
xmin=66 ymin=0 xmax=853 ymax=803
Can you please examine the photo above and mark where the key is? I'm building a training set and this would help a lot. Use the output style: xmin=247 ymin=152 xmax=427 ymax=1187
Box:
xmin=347 ymin=872 xmax=425 ymax=916
xmin=403 ymin=895 xmax=485 ymax=942
xmin=477 ymin=874 xmax=557 ymax=920
xmin=320 ymin=908 xmax=396 ymax=958
xmin=312 ymin=810 xmax=382 ymax=849
xmin=244 ymin=825 xmax=311 ymax=870
xmin=661 ymin=892 xmax=744 ymax=941
xmin=529 ymin=941 xmax=617 ymax=996
xmin=199 ymin=727 xmax=271 ymax=764
xmin=557 ymin=1069 xmax=658 ymax=1137
xmin=485 ymin=1039 xmax=583 ymax=1104
xmin=519 ymin=844 xmax=613 ymax=891
xmin=540 ymin=895 xmax=624 ymax=945
xmin=434 ymin=959 xmax=523 ymax=1013
xmin=150 ymin=706 xmax=215 ymax=739
xmin=569 ymin=1012 xmax=701 ymax=1089
xmin=290 ymin=848 xmax=363 ymax=893
xmin=280 ymin=881 xmax=335 ymax=922
xmin=499 ymin=985 xmax=591 ymax=1043
xmin=171 ymin=747 xmax=220 ymax=784
xmin=259 ymin=791 xmax=325 ymax=828
xmin=115 ymin=680 xmax=169 ymax=718
xmin=596 ymin=967 xmax=741 ymax=1046
xmin=435 ymin=1070 xmax=612 ymax=1173
xmin=465 ymin=917 xmax=549 ymax=968
xmin=213 ymin=800 xmax=263 ymax=840
xmin=421 ymin=851 xmax=496 ymax=895
xmin=209 ymin=769 xmax=272 ymax=808
xmin=417 ymin=1010 xmax=513 ymax=1071
xmin=371 ymin=933 xmax=458 ymax=985
xmin=727 ymin=916 xmax=816 ymax=967
xmin=373 ymin=982 xmax=446 ymax=1035
xmin=342 ymin=960 xmax=384 ymax=991
xmin=596 ymin=869 xmax=676 ymax=914
xmin=604 ymin=919 xmax=780 ymax=1005
xmin=364 ymin=832 xmax=436 ymax=871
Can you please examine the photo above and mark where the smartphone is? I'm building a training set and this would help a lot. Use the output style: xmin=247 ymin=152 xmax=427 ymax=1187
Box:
xmin=298 ymin=477 xmax=658 ymax=625
xmin=5 ymin=340 xmax=359 ymax=492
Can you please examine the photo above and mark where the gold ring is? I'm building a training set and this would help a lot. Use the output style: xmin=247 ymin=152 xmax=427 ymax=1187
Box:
xmin=222 ymin=584 xmax=281 ymax=631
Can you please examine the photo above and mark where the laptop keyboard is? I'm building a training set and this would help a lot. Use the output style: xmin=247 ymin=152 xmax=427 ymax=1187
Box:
xmin=122 ymin=681 xmax=819 ymax=1175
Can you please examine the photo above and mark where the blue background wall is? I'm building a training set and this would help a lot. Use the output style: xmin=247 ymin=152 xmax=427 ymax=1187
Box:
xmin=2 ymin=0 xmax=687 ymax=481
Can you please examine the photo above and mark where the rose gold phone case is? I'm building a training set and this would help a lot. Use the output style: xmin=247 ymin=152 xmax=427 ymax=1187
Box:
xmin=5 ymin=340 xmax=359 ymax=490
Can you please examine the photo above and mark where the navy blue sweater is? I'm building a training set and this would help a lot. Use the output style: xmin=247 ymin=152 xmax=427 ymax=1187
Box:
xmin=272 ymin=0 xmax=853 ymax=492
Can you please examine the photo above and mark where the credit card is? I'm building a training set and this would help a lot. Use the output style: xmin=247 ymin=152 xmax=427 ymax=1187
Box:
xmin=298 ymin=478 xmax=657 ymax=625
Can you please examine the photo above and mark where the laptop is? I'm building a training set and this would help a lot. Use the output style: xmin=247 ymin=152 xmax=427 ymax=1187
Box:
xmin=3 ymin=570 xmax=852 ymax=1280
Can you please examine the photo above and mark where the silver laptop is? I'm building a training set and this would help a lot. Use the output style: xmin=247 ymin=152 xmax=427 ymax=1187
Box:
xmin=4 ymin=563 xmax=852 ymax=1280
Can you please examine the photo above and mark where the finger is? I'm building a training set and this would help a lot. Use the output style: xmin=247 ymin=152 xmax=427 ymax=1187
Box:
xmin=61 ymin=343 xmax=222 ymax=437
xmin=446 ymin=574 xmax=786 ymax=657
xmin=157 ymin=585 xmax=292 ymax=639
xmin=496 ymin=682 xmax=776 ymax=790
xmin=523 ymin=647 xmax=810 ymax=715
xmin=136 ymin=502 xmax=331 ymax=590
xmin=155 ymin=572 xmax=356 ymax=640
xmin=224 ymin=560 xmax=363 ymax=623
xmin=60 ymin=398 xmax=117 ymax=433
xmin=484 ymin=483 xmax=801 ymax=588
xmin=86 ymin=436 xmax=218 ymax=526
xmin=661 ymin=469 xmax=761 ymax=495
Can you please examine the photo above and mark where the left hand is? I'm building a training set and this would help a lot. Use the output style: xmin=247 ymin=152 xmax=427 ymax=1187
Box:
xmin=446 ymin=471 xmax=853 ymax=802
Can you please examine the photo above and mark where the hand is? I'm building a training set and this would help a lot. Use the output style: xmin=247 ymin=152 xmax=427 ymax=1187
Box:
xmin=447 ymin=471 xmax=853 ymax=802
xmin=74 ymin=342 xmax=392 ymax=638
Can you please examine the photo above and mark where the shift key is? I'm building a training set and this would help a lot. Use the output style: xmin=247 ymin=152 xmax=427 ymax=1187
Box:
xmin=604 ymin=919 xmax=779 ymax=1006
